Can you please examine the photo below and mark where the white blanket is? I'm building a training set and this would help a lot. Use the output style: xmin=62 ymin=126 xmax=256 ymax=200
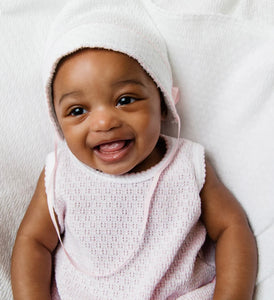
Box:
xmin=0 ymin=0 xmax=273 ymax=298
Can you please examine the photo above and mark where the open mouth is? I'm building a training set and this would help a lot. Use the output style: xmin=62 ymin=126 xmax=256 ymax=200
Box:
xmin=93 ymin=139 xmax=133 ymax=163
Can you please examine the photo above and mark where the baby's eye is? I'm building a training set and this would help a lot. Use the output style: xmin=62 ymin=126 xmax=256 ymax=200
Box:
xmin=69 ymin=107 xmax=87 ymax=116
xmin=117 ymin=96 xmax=136 ymax=107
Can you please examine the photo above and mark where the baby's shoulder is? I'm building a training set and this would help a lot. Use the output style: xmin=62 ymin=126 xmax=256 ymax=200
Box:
xmin=164 ymin=135 xmax=206 ymax=190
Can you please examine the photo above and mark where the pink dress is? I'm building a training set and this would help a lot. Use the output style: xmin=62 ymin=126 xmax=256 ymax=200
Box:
xmin=45 ymin=135 xmax=216 ymax=299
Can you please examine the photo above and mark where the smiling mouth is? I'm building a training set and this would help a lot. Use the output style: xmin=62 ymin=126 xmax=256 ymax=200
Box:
xmin=93 ymin=140 xmax=133 ymax=163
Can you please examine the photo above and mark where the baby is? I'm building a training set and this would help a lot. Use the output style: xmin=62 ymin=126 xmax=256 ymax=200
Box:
xmin=11 ymin=1 xmax=257 ymax=299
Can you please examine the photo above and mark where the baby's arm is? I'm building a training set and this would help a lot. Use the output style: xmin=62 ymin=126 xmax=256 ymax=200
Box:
xmin=11 ymin=169 xmax=58 ymax=300
xmin=201 ymin=160 xmax=258 ymax=300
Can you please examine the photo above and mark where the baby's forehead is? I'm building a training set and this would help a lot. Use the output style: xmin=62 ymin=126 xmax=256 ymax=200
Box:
xmin=54 ymin=48 xmax=155 ymax=85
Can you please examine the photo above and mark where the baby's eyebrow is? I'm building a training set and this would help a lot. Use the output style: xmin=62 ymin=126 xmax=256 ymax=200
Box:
xmin=57 ymin=91 xmax=82 ymax=105
xmin=112 ymin=79 xmax=146 ymax=88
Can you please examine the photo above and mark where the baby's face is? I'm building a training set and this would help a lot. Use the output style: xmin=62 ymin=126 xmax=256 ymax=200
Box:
xmin=53 ymin=49 xmax=163 ymax=175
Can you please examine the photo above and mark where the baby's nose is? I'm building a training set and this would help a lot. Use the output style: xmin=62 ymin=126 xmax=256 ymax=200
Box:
xmin=89 ymin=107 xmax=122 ymax=132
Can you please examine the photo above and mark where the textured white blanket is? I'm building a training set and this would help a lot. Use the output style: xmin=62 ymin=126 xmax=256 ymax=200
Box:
xmin=0 ymin=0 xmax=273 ymax=298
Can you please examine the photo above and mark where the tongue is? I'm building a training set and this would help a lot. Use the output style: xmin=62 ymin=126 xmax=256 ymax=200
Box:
xmin=99 ymin=140 xmax=126 ymax=152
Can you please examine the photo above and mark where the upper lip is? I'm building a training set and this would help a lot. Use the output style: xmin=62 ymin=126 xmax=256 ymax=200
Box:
xmin=92 ymin=137 xmax=133 ymax=149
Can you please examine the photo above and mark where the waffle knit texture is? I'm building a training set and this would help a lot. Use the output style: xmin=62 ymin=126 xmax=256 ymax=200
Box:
xmin=43 ymin=0 xmax=179 ymax=139
xmin=45 ymin=136 xmax=216 ymax=299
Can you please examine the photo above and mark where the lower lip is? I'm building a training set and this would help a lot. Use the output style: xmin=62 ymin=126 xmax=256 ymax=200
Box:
xmin=93 ymin=140 xmax=133 ymax=163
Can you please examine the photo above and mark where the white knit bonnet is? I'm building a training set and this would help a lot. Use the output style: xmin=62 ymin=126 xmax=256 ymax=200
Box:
xmin=43 ymin=0 xmax=180 ymax=139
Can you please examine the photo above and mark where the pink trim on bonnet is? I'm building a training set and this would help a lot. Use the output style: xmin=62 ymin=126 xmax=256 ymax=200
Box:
xmin=172 ymin=86 xmax=180 ymax=105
